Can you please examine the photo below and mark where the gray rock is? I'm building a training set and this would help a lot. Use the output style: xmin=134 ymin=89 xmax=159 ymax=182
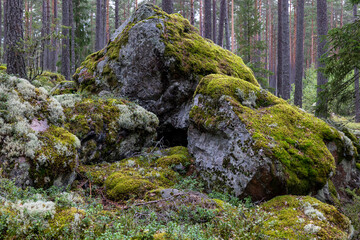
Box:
xmin=73 ymin=4 xmax=257 ymax=145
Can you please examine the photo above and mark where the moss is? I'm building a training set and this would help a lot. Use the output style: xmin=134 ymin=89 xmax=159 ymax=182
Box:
xmin=31 ymin=126 xmax=80 ymax=188
xmin=32 ymin=71 xmax=67 ymax=92
xmin=105 ymin=172 xmax=155 ymax=200
xmin=79 ymin=146 xmax=193 ymax=201
xmin=157 ymin=146 xmax=192 ymax=168
xmin=191 ymin=74 xmax=348 ymax=195
xmin=261 ymin=195 xmax=350 ymax=239
xmin=47 ymin=207 xmax=84 ymax=236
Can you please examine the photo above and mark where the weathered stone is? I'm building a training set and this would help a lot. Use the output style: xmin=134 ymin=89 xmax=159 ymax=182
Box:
xmin=73 ymin=4 xmax=257 ymax=145
xmin=55 ymin=95 xmax=159 ymax=164
xmin=188 ymin=74 xmax=360 ymax=201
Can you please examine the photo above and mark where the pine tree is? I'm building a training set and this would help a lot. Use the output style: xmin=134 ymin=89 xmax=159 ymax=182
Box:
xmin=115 ymin=0 xmax=119 ymax=29
xmin=50 ymin=0 xmax=58 ymax=72
xmin=354 ymin=4 xmax=360 ymax=122
xmin=315 ymin=0 xmax=328 ymax=117
xmin=217 ymin=0 xmax=226 ymax=46
xmin=61 ymin=0 xmax=70 ymax=79
xmin=213 ymin=0 xmax=216 ymax=42
xmin=281 ymin=0 xmax=291 ymax=99
xmin=204 ymin=0 xmax=212 ymax=39
xmin=5 ymin=0 xmax=26 ymax=78
xmin=162 ymin=0 xmax=173 ymax=14
xmin=294 ymin=0 xmax=304 ymax=107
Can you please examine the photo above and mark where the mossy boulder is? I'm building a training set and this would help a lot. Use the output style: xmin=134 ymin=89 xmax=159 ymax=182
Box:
xmin=188 ymin=74 xmax=359 ymax=201
xmin=73 ymin=3 xmax=256 ymax=145
xmin=0 ymin=74 xmax=80 ymax=188
xmin=261 ymin=195 xmax=352 ymax=239
xmin=55 ymin=94 xmax=158 ymax=164
xmin=79 ymin=146 xmax=193 ymax=200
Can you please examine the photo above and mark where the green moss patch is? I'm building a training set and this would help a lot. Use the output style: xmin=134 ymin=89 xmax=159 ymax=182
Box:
xmin=261 ymin=195 xmax=350 ymax=239
xmin=79 ymin=146 xmax=193 ymax=201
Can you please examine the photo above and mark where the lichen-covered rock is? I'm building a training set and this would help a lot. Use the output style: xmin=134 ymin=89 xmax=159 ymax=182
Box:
xmin=0 ymin=74 xmax=80 ymax=188
xmin=55 ymin=95 xmax=159 ymax=164
xmin=31 ymin=71 xmax=77 ymax=96
xmin=188 ymin=74 xmax=359 ymax=201
xmin=261 ymin=195 xmax=352 ymax=239
xmin=73 ymin=3 xmax=256 ymax=145
xmin=79 ymin=146 xmax=193 ymax=200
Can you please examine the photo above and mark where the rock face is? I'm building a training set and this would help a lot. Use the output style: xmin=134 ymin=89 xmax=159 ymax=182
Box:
xmin=188 ymin=74 xmax=360 ymax=201
xmin=261 ymin=195 xmax=352 ymax=239
xmin=73 ymin=4 xmax=257 ymax=145
xmin=0 ymin=74 xmax=80 ymax=188
xmin=54 ymin=94 xmax=159 ymax=164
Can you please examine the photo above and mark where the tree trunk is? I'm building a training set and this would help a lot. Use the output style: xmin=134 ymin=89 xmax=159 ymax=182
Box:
xmin=277 ymin=0 xmax=282 ymax=97
xmin=95 ymin=0 xmax=106 ymax=51
xmin=70 ymin=0 xmax=75 ymax=74
xmin=42 ymin=0 xmax=51 ymax=70
xmin=281 ymin=0 xmax=291 ymax=99
xmin=224 ymin=0 xmax=230 ymax=50
xmin=213 ymin=0 xmax=216 ymax=42
xmin=294 ymin=0 xmax=304 ymax=107
xmin=354 ymin=4 xmax=360 ymax=122
xmin=3 ymin=0 xmax=6 ymax=63
xmin=190 ymin=0 xmax=194 ymax=25
xmin=162 ymin=0 xmax=173 ymax=14
xmin=0 ymin=0 xmax=2 ymax=62
xmin=200 ymin=0 xmax=203 ymax=36
xmin=315 ymin=0 xmax=328 ymax=118
xmin=50 ymin=0 xmax=58 ymax=72
xmin=102 ymin=0 xmax=107 ymax=46
xmin=217 ymin=0 xmax=226 ymax=47
xmin=61 ymin=0 xmax=70 ymax=80
xmin=106 ymin=0 xmax=110 ymax=42
xmin=115 ymin=0 xmax=119 ymax=29
xmin=5 ymin=0 xmax=26 ymax=78
xmin=231 ymin=0 xmax=234 ymax=52
xmin=204 ymin=0 xmax=212 ymax=39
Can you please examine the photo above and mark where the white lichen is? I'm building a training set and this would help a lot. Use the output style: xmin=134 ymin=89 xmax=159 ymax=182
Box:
xmin=304 ymin=224 xmax=321 ymax=233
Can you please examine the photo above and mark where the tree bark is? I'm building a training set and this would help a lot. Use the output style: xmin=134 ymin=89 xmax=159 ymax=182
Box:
xmin=213 ymin=0 xmax=216 ymax=42
xmin=70 ymin=0 xmax=75 ymax=74
xmin=190 ymin=0 xmax=194 ymax=25
xmin=5 ymin=0 xmax=26 ymax=78
xmin=277 ymin=0 xmax=282 ymax=97
xmin=106 ymin=0 xmax=110 ymax=42
xmin=3 ymin=0 xmax=6 ymax=63
xmin=354 ymin=4 xmax=360 ymax=122
xmin=115 ymin=0 xmax=119 ymax=29
xmin=200 ymin=0 xmax=203 ymax=36
xmin=315 ymin=0 xmax=328 ymax=118
xmin=162 ymin=0 xmax=173 ymax=14
xmin=204 ymin=0 xmax=212 ymax=39
xmin=50 ymin=0 xmax=58 ymax=72
xmin=0 ymin=0 xmax=2 ymax=62
xmin=61 ymin=0 xmax=70 ymax=80
xmin=294 ymin=0 xmax=304 ymax=107
xmin=231 ymin=0 xmax=234 ymax=52
xmin=224 ymin=0 xmax=230 ymax=50
xmin=281 ymin=0 xmax=291 ymax=99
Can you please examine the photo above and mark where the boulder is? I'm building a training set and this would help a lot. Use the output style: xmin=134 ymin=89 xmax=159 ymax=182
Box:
xmin=55 ymin=94 xmax=159 ymax=164
xmin=0 ymin=74 xmax=80 ymax=188
xmin=261 ymin=195 xmax=352 ymax=239
xmin=188 ymin=74 xmax=360 ymax=202
xmin=73 ymin=3 xmax=257 ymax=145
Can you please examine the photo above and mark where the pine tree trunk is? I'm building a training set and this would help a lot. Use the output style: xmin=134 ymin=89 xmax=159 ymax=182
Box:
xmin=204 ymin=0 xmax=212 ymax=39
xmin=217 ymin=0 xmax=226 ymax=47
xmin=200 ymin=0 xmax=203 ymax=36
xmin=277 ymin=0 xmax=282 ymax=97
xmin=224 ymin=0 xmax=230 ymax=50
xmin=294 ymin=0 xmax=304 ymax=107
xmin=3 ymin=0 xmax=6 ymax=63
xmin=281 ymin=0 xmax=291 ymax=99
xmin=42 ymin=0 xmax=51 ymax=70
xmin=354 ymin=4 xmax=360 ymax=122
xmin=0 ymin=0 xmax=2 ymax=62
xmin=315 ymin=0 xmax=328 ymax=118
xmin=106 ymin=0 xmax=110 ymax=42
xmin=231 ymin=0 xmax=234 ymax=52
xmin=5 ymin=0 xmax=26 ymax=78
xmin=162 ymin=0 xmax=173 ymax=14
xmin=61 ymin=0 xmax=70 ymax=80
xmin=50 ymin=0 xmax=58 ymax=72
xmin=190 ymin=0 xmax=194 ymax=25
xmin=213 ymin=0 xmax=216 ymax=41
xmin=115 ymin=0 xmax=119 ymax=29
xmin=70 ymin=0 xmax=75 ymax=74
xmin=102 ymin=0 xmax=107 ymax=46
